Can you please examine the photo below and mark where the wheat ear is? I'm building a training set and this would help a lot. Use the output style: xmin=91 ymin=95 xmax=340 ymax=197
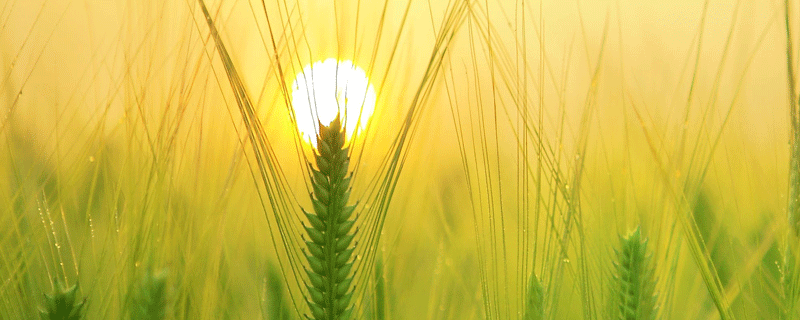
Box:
xmin=39 ymin=279 xmax=85 ymax=320
xmin=303 ymin=114 xmax=357 ymax=320
xmin=130 ymin=269 xmax=168 ymax=320
xmin=524 ymin=273 xmax=544 ymax=320
xmin=613 ymin=228 xmax=657 ymax=320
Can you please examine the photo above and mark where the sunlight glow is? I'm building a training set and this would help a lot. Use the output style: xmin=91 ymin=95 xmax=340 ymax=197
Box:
xmin=291 ymin=59 xmax=377 ymax=147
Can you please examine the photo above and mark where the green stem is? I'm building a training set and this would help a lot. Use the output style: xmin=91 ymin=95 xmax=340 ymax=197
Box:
xmin=304 ymin=115 xmax=357 ymax=320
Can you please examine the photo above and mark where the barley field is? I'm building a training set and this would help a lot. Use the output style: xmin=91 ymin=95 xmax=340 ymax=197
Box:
xmin=0 ymin=0 xmax=793 ymax=319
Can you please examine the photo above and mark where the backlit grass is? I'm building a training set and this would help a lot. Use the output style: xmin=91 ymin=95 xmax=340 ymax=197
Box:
xmin=0 ymin=0 xmax=791 ymax=319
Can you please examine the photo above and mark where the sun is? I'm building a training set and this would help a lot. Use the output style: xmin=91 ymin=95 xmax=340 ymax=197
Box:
xmin=291 ymin=59 xmax=377 ymax=147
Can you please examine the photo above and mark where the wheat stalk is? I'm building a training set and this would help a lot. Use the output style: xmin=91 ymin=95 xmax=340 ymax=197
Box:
xmin=303 ymin=114 xmax=357 ymax=320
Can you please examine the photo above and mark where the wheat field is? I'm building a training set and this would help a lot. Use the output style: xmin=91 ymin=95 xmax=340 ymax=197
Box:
xmin=0 ymin=0 xmax=793 ymax=319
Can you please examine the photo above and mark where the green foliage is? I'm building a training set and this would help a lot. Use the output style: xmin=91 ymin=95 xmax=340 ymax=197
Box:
xmin=130 ymin=269 xmax=169 ymax=320
xmin=39 ymin=279 xmax=85 ymax=320
xmin=303 ymin=115 xmax=357 ymax=320
xmin=613 ymin=228 xmax=656 ymax=320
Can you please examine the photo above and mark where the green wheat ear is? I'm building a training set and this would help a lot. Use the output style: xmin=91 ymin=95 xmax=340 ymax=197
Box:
xmin=613 ymin=227 xmax=657 ymax=320
xmin=39 ymin=279 xmax=85 ymax=320
xmin=524 ymin=273 xmax=544 ymax=320
xmin=303 ymin=114 xmax=357 ymax=320
xmin=130 ymin=269 xmax=168 ymax=320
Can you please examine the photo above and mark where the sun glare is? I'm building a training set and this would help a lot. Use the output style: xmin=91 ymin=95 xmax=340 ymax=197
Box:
xmin=291 ymin=59 xmax=377 ymax=147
